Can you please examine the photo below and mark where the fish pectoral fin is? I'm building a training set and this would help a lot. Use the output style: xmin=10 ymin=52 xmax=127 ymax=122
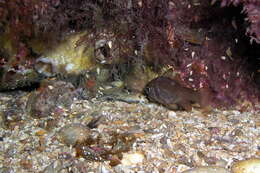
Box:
xmin=178 ymin=101 xmax=192 ymax=111
xmin=166 ymin=103 xmax=178 ymax=110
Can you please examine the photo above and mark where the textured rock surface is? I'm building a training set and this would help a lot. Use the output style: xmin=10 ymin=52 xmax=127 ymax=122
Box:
xmin=26 ymin=80 xmax=77 ymax=118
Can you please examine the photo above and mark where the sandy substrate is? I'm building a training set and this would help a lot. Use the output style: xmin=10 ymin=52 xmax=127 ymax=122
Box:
xmin=0 ymin=91 xmax=259 ymax=173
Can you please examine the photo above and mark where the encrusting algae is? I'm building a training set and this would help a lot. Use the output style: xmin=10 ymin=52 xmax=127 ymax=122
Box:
xmin=33 ymin=32 xmax=96 ymax=76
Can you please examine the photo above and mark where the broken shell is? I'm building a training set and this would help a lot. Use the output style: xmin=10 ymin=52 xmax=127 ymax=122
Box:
xmin=43 ymin=160 xmax=63 ymax=173
xmin=231 ymin=158 xmax=260 ymax=173
xmin=99 ymin=164 xmax=114 ymax=173
xmin=58 ymin=123 xmax=91 ymax=146
xmin=121 ymin=152 xmax=145 ymax=166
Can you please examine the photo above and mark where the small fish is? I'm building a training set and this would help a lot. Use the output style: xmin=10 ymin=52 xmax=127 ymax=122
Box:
xmin=144 ymin=76 xmax=212 ymax=111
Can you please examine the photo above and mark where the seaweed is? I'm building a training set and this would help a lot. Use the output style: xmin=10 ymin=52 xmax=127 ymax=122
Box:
xmin=0 ymin=0 xmax=258 ymax=107
xmin=220 ymin=0 xmax=260 ymax=43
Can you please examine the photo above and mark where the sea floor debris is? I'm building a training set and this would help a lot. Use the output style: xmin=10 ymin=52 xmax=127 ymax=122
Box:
xmin=0 ymin=89 xmax=259 ymax=172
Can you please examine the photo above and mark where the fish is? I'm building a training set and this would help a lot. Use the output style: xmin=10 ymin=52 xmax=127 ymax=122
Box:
xmin=144 ymin=76 xmax=212 ymax=111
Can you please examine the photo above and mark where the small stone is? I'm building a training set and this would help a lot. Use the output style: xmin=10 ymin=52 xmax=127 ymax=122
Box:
xmin=58 ymin=123 xmax=91 ymax=146
xmin=232 ymin=110 xmax=240 ymax=115
xmin=20 ymin=159 xmax=33 ymax=170
xmin=35 ymin=129 xmax=47 ymax=136
xmin=99 ymin=164 xmax=114 ymax=173
xmin=231 ymin=158 xmax=260 ymax=173
xmin=181 ymin=166 xmax=230 ymax=173
xmin=27 ymin=80 xmax=76 ymax=118
xmin=43 ymin=160 xmax=63 ymax=173
xmin=168 ymin=111 xmax=177 ymax=118
xmin=121 ymin=152 xmax=145 ymax=166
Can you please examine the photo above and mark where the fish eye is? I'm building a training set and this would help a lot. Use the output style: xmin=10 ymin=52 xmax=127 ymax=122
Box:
xmin=145 ymin=87 xmax=150 ymax=93
xmin=146 ymin=87 xmax=152 ymax=93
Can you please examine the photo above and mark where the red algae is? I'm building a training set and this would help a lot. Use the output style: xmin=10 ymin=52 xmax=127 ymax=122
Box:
xmin=220 ymin=0 xmax=260 ymax=43
xmin=0 ymin=0 xmax=258 ymax=108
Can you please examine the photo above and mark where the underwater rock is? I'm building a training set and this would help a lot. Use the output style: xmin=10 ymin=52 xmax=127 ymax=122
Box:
xmin=0 ymin=66 xmax=42 ymax=91
xmin=124 ymin=59 xmax=157 ymax=93
xmin=144 ymin=76 xmax=211 ymax=111
xmin=0 ymin=31 xmax=99 ymax=91
xmin=33 ymin=32 xmax=96 ymax=76
xmin=26 ymin=79 xmax=77 ymax=118
xmin=0 ymin=29 xmax=43 ymax=91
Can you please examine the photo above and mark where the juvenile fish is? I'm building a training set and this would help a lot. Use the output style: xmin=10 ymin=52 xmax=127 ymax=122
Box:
xmin=144 ymin=76 xmax=211 ymax=111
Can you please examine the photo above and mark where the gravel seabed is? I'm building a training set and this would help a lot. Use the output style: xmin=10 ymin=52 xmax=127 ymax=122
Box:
xmin=0 ymin=91 xmax=259 ymax=173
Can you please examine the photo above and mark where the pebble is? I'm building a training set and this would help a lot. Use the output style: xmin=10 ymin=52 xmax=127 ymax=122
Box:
xmin=27 ymin=80 xmax=76 ymax=118
xmin=58 ymin=123 xmax=91 ymax=146
xmin=181 ymin=166 xmax=230 ymax=173
xmin=168 ymin=111 xmax=177 ymax=118
xmin=121 ymin=152 xmax=145 ymax=166
xmin=99 ymin=164 xmax=114 ymax=173
xmin=232 ymin=158 xmax=260 ymax=173
xmin=43 ymin=160 xmax=63 ymax=173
